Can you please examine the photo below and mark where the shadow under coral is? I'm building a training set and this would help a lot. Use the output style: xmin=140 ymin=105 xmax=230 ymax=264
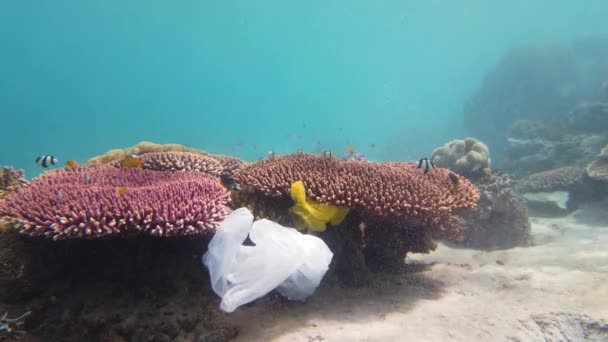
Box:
xmin=0 ymin=220 xmax=445 ymax=342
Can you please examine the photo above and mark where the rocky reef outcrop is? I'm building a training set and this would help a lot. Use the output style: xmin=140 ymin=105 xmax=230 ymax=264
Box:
xmin=456 ymin=172 xmax=531 ymax=249
xmin=464 ymin=37 xmax=608 ymax=162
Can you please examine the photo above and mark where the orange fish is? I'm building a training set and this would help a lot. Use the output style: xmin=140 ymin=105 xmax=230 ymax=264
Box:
xmin=116 ymin=186 xmax=128 ymax=196
xmin=120 ymin=155 xmax=143 ymax=168
xmin=345 ymin=146 xmax=355 ymax=154
xmin=66 ymin=160 xmax=79 ymax=168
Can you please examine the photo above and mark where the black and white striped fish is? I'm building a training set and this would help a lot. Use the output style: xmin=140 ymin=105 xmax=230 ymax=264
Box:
xmin=35 ymin=155 xmax=58 ymax=168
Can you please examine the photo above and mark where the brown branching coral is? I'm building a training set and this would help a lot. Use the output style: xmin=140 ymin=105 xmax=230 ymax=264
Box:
xmin=88 ymin=141 xmax=247 ymax=177
xmin=136 ymin=151 xmax=223 ymax=177
xmin=517 ymin=166 xmax=585 ymax=193
xmin=585 ymin=145 xmax=608 ymax=182
xmin=0 ymin=166 xmax=28 ymax=200
xmin=232 ymin=153 xmax=479 ymax=232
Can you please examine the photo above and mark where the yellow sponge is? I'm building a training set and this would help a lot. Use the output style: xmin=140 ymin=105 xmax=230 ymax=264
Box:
xmin=289 ymin=181 xmax=350 ymax=232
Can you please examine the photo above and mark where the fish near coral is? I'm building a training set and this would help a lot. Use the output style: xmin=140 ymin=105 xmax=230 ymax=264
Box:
xmin=447 ymin=172 xmax=459 ymax=191
xmin=288 ymin=180 xmax=349 ymax=232
xmin=116 ymin=186 xmax=127 ymax=196
xmin=36 ymin=155 xmax=58 ymax=168
xmin=120 ymin=155 xmax=143 ymax=168
xmin=66 ymin=160 xmax=79 ymax=168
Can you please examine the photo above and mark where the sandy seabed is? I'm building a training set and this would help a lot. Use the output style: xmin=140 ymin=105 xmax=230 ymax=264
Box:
xmin=226 ymin=207 xmax=608 ymax=342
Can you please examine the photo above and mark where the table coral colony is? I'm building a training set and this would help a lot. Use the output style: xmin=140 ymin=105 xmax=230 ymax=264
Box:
xmin=0 ymin=166 xmax=230 ymax=239
xmin=232 ymin=153 xmax=479 ymax=240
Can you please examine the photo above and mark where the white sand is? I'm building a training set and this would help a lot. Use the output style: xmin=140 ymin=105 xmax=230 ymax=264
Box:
xmin=228 ymin=211 xmax=608 ymax=342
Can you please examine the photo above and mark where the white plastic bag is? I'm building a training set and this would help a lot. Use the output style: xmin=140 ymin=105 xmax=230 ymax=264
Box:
xmin=202 ymin=208 xmax=333 ymax=313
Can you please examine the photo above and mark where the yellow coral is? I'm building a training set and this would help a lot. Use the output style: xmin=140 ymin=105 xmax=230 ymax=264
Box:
xmin=289 ymin=181 xmax=350 ymax=232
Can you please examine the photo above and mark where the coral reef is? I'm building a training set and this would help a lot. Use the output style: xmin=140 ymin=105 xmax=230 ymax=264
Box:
xmin=514 ymin=166 xmax=588 ymax=216
xmin=229 ymin=152 xmax=480 ymax=283
xmin=132 ymin=151 xmax=223 ymax=177
xmin=501 ymin=119 xmax=608 ymax=176
xmin=430 ymin=137 xmax=490 ymax=177
xmin=455 ymin=172 xmax=531 ymax=249
xmin=464 ymin=37 xmax=608 ymax=160
xmin=232 ymin=153 xmax=479 ymax=228
xmin=0 ymin=166 xmax=27 ymax=200
xmin=516 ymin=166 xmax=585 ymax=193
xmin=0 ymin=232 xmax=239 ymax=340
xmin=359 ymin=214 xmax=437 ymax=271
xmin=88 ymin=141 xmax=246 ymax=177
xmin=563 ymin=102 xmax=608 ymax=133
xmin=585 ymin=145 xmax=608 ymax=182
xmin=0 ymin=166 xmax=229 ymax=239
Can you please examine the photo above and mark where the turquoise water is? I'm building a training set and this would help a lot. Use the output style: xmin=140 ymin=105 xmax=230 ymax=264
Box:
xmin=2 ymin=1 xmax=608 ymax=178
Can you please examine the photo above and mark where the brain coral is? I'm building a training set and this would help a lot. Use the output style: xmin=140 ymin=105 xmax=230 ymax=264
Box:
xmin=431 ymin=137 xmax=491 ymax=176
xmin=0 ymin=166 xmax=229 ymax=240
xmin=232 ymin=153 xmax=479 ymax=228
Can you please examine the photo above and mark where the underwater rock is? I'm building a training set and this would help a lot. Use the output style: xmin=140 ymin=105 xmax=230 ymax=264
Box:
xmin=0 ymin=235 xmax=239 ymax=341
xmin=501 ymin=130 xmax=607 ymax=177
xmin=562 ymin=102 xmax=608 ymax=134
xmin=511 ymin=312 xmax=608 ymax=342
xmin=454 ymin=172 xmax=531 ymax=250
xmin=431 ymin=137 xmax=491 ymax=177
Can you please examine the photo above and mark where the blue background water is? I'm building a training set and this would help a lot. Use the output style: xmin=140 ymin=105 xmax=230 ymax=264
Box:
xmin=2 ymin=1 xmax=608 ymax=178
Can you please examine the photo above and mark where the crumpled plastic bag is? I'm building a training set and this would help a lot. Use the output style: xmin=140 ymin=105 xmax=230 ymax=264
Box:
xmin=202 ymin=207 xmax=333 ymax=313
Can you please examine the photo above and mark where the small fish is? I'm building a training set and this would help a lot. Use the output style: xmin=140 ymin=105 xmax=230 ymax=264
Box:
xmin=220 ymin=178 xmax=241 ymax=191
xmin=448 ymin=172 xmax=459 ymax=190
xmin=417 ymin=158 xmax=435 ymax=174
xmin=323 ymin=151 xmax=332 ymax=159
xmin=267 ymin=150 xmax=275 ymax=160
xmin=57 ymin=190 xmax=63 ymax=200
xmin=345 ymin=146 xmax=355 ymax=154
xmin=369 ymin=143 xmax=376 ymax=148
xmin=66 ymin=160 xmax=79 ymax=168
xmin=116 ymin=186 xmax=127 ymax=196
xmin=295 ymin=149 xmax=304 ymax=156
xmin=36 ymin=155 xmax=58 ymax=168
xmin=120 ymin=155 xmax=143 ymax=168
